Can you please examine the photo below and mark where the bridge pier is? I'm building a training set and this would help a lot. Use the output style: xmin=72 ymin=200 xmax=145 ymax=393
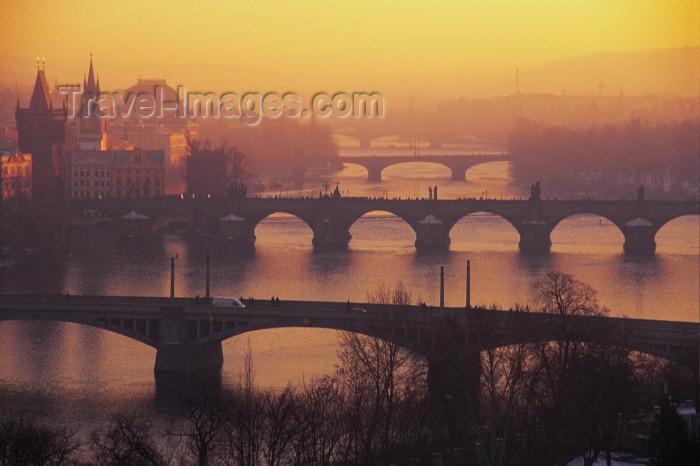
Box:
xmin=450 ymin=167 xmax=467 ymax=182
xmin=518 ymin=221 xmax=551 ymax=254
xmin=622 ymin=225 xmax=656 ymax=254
xmin=154 ymin=306 xmax=223 ymax=373
xmin=367 ymin=166 xmax=382 ymax=183
xmin=427 ymin=323 xmax=482 ymax=442
xmin=414 ymin=221 xmax=451 ymax=252
xmin=218 ymin=218 xmax=256 ymax=245
xmin=312 ymin=220 xmax=351 ymax=250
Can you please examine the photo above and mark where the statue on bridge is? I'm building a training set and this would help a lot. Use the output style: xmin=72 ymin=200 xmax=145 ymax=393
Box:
xmin=530 ymin=181 xmax=542 ymax=201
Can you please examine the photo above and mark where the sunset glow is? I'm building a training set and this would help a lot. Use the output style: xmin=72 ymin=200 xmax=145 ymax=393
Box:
xmin=2 ymin=0 xmax=698 ymax=98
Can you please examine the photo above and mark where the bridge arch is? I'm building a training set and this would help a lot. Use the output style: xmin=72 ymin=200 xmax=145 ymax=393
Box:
xmin=152 ymin=206 xmax=210 ymax=232
xmin=480 ymin=335 xmax=694 ymax=369
xmin=463 ymin=160 xmax=511 ymax=184
xmin=63 ymin=207 xmax=118 ymax=229
xmin=655 ymin=214 xmax=700 ymax=254
xmin=252 ymin=211 xmax=315 ymax=247
xmin=381 ymin=161 xmax=453 ymax=181
xmin=0 ymin=315 xmax=158 ymax=348
xmin=550 ymin=213 xmax=625 ymax=252
xmin=190 ymin=322 xmax=431 ymax=359
xmin=348 ymin=210 xmax=416 ymax=248
xmin=449 ymin=211 xmax=520 ymax=251
xmin=338 ymin=162 xmax=369 ymax=180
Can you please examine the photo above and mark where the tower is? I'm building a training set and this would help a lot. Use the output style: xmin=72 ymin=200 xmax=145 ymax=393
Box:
xmin=15 ymin=60 xmax=67 ymax=203
xmin=76 ymin=55 xmax=107 ymax=150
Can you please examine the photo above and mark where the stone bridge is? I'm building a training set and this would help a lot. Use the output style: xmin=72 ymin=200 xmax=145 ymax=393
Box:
xmin=0 ymin=295 xmax=697 ymax=376
xmin=335 ymin=154 xmax=508 ymax=182
xmin=60 ymin=196 xmax=700 ymax=254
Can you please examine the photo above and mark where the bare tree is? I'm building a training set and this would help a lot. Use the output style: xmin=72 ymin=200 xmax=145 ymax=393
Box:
xmin=222 ymin=338 xmax=264 ymax=466
xmin=91 ymin=412 xmax=166 ymax=465
xmin=168 ymin=384 xmax=229 ymax=466
xmin=336 ymin=281 xmax=427 ymax=464
xmin=0 ymin=418 xmax=78 ymax=465
xmin=291 ymin=376 xmax=346 ymax=465
xmin=184 ymin=137 xmax=251 ymax=198
xmin=526 ymin=271 xmax=629 ymax=465
xmin=259 ymin=387 xmax=297 ymax=466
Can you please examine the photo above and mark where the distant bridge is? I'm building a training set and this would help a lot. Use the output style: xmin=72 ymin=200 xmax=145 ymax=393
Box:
xmin=60 ymin=197 xmax=700 ymax=254
xmin=335 ymin=154 xmax=508 ymax=182
xmin=0 ymin=295 xmax=697 ymax=375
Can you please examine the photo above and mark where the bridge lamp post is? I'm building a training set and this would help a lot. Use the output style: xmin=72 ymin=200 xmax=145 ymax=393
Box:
xmin=170 ymin=256 xmax=175 ymax=299
xmin=466 ymin=260 xmax=471 ymax=309
xmin=440 ymin=266 xmax=445 ymax=310
xmin=205 ymin=251 xmax=210 ymax=299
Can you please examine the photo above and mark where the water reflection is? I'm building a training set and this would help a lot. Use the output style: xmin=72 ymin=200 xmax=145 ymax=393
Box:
xmin=0 ymin=158 xmax=696 ymax=435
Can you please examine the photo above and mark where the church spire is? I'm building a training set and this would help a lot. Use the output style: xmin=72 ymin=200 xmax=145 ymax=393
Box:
xmin=85 ymin=54 xmax=97 ymax=93
xmin=29 ymin=67 xmax=52 ymax=111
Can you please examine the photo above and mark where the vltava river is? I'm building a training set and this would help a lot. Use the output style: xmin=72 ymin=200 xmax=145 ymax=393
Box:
xmin=0 ymin=148 xmax=698 ymax=435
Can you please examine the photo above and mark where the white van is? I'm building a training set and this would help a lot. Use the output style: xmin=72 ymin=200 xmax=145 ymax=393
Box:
xmin=212 ymin=297 xmax=246 ymax=308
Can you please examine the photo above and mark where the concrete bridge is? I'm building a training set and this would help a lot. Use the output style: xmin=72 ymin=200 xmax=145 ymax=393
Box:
xmin=335 ymin=154 xmax=508 ymax=182
xmin=60 ymin=196 xmax=700 ymax=254
xmin=0 ymin=295 xmax=697 ymax=376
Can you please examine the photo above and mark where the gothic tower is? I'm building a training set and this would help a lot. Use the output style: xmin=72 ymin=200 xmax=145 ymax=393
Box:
xmin=15 ymin=61 xmax=67 ymax=203
xmin=76 ymin=55 xmax=107 ymax=150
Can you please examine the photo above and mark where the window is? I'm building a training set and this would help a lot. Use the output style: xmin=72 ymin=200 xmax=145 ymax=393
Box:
xmin=86 ymin=181 xmax=90 ymax=187
xmin=116 ymin=189 xmax=121 ymax=197
xmin=80 ymin=171 xmax=84 ymax=177
xmin=117 ymin=179 xmax=121 ymax=186
xmin=74 ymin=181 xmax=78 ymax=187
xmin=73 ymin=171 xmax=78 ymax=177
xmin=155 ymin=179 xmax=160 ymax=186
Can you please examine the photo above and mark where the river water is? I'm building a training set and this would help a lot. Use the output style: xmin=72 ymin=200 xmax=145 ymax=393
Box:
xmin=0 ymin=138 xmax=698 ymax=434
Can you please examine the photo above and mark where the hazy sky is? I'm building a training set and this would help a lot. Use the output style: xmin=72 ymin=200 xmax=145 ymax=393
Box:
xmin=2 ymin=0 xmax=698 ymax=99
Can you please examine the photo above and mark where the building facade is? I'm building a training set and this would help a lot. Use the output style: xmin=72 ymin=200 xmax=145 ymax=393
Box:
xmin=69 ymin=150 xmax=113 ymax=199
xmin=1 ymin=148 xmax=32 ymax=200
xmin=112 ymin=149 xmax=164 ymax=198
xmin=68 ymin=148 xmax=165 ymax=199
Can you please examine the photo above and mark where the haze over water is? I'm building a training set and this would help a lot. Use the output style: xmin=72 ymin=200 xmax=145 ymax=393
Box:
xmin=0 ymin=141 xmax=698 ymax=434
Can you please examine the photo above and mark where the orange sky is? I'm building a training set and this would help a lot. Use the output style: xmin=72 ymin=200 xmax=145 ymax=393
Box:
xmin=2 ymin=0 xmax=698 ymax=99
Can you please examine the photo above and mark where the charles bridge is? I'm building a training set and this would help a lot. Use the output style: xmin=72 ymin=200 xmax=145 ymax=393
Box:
xmin=61 ymin=195 xmax=700 ymax=254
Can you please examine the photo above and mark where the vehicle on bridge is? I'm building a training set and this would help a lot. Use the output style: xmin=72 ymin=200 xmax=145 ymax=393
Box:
xmin=212 ymin=296 xmax=246 ymax=308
